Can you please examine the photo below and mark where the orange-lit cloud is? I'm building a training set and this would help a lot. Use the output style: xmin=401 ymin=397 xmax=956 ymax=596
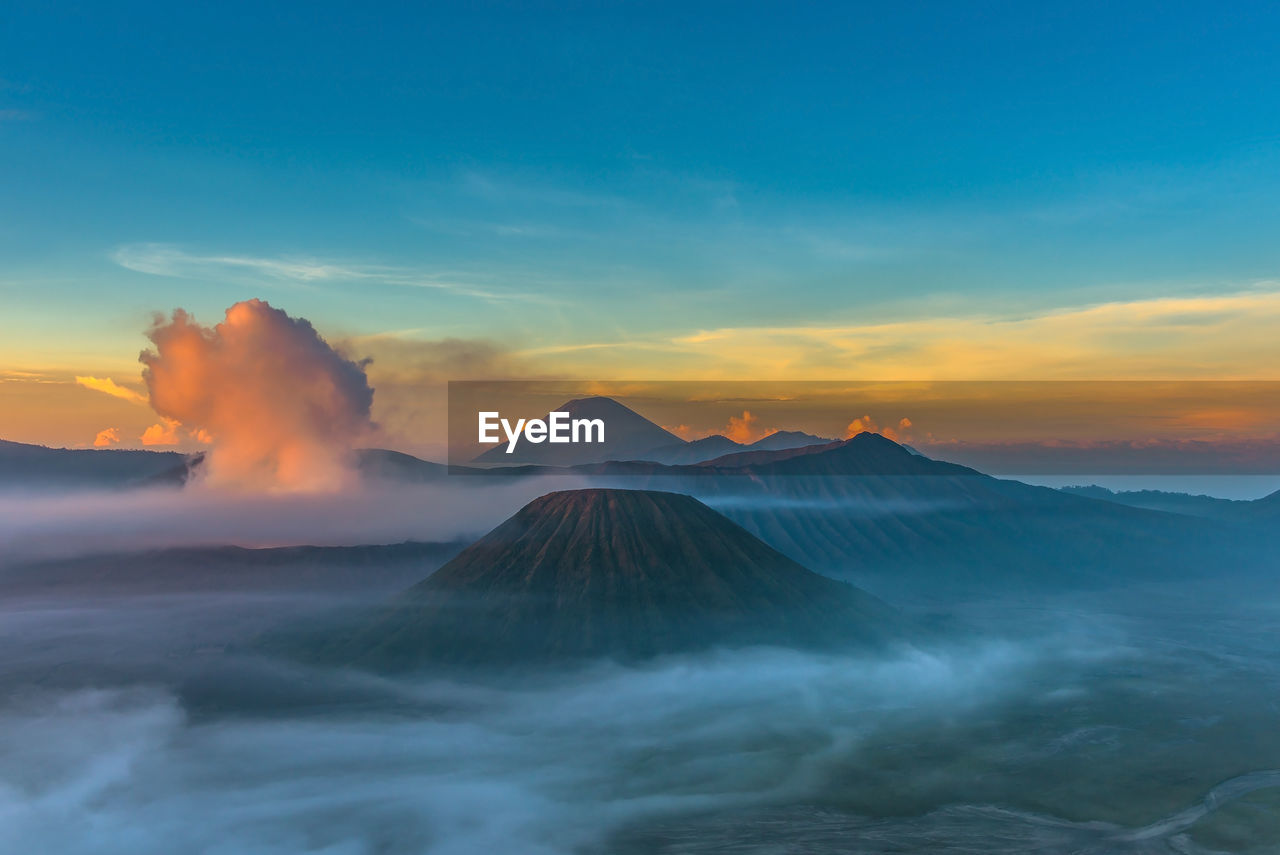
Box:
xmin=845 ymin=415 xmax=914 ymax=442
xmin=140 ymin=417 xmax=181 ymax=446
xmin=1170 ymin=409 xmax=1270 ymax=432
xmin=0 ymin=372 xmax=160 ymax=449
xmin=75 ymin=375 xmax=148 ymax=405
xmin=15 ymin=286 xmax=1280 ymax=458
xmin=140 ymin=299 xmax=374 ymax=491
xmin=93 ymin=427 xmax=121 ymax=447
xmin=723 ymin=410 xmax=776 ymax=444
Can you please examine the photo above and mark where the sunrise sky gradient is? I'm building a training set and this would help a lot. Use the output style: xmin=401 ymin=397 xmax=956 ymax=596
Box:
xmin=4 ymin=2 xmax=1280 ymax=454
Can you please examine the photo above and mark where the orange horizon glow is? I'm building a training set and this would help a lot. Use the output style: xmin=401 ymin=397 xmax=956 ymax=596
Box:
xmin=8 ymin=288 xmax=1280 ymax=457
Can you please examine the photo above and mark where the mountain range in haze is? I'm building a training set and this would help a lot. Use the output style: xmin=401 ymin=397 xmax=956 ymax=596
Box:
xmin=457 ymin=429 xmax=1280 ymax=595
xmin=0 ymin=438 xmax=186 ymax=488
xmin=1057 ymin=484 xmax=1278 ymax=522
xmin=637 ymin=429 xmax=835 ymax=465
xmin=0 ymin=540 xmax=465 ymax=595
xmin=0 ymin=394 xmax=836 ymax=485
xmin=6 ymin=396 xmax=1280 ymax=605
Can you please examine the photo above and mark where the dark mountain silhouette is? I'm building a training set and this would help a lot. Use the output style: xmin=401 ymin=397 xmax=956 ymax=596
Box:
xmin=0 ymin=439 xmax=186 ymax=488
xmin=1187 ymin=485 xmax=1280 ymax=524
xmin=745 ymin=430 xmax=833 ymax=452
xmin=322 ymin=489 xmax=907 ymax=669
xmin=694 ymin=432 xmax=971 ymax=475
xmin=356 ymin=448 xmax=448 ymax=482
xmin=638 ymin=434 xmax=743 ymax=464
xmin=0 ymin=540 xmax=466 ymax=594
xmin=1252 ymin=487 xmax=1280 ymax=513
xmin=615 ymin=428 xmax=834 ymax=466
xmin=459 ymin=432 xmax=969 ymax=481
xmin=1058 ymin=485 xmax=1252 ymax=521
xmin=471 ymin=396 xmax=682 ymax=466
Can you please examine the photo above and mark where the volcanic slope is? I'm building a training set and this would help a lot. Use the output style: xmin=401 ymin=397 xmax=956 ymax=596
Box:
xmin=326 ymin=488 xmax=908 ymax=669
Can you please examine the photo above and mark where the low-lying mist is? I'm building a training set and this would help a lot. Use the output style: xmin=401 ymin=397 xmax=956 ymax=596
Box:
xmin=4 ymin=576 xmax=1279 ymax=854
xmin=0 ymin=477 xmax=582 ymax=564
xmin=0 ymin=632 xmax=1064 ymax=855
xmin=4 ymin=454 xmax=1280 ymax=853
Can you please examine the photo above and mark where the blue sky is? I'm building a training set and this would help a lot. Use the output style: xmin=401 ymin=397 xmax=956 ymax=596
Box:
xmin=3 ymin=0 xmax=1280 ymax=379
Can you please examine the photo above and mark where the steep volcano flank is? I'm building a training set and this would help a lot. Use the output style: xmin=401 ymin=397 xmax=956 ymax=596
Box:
xmin=332 ymin=489 xmax=904 ymax=669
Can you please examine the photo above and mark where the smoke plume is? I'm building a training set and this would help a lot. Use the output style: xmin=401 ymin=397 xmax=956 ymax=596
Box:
xmin=140 ymin=299 xmax=374 ymax=491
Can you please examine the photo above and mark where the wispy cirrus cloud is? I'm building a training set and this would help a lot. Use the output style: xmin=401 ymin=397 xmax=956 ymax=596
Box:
xmin=489 ymin=285 xmax=1280 ymax=382
xmin=511 ymin=341 xmax=667 ymax=358
xmin=659 ymin=286 xmax=1280 ymax=381
xmin=74 ymin=375 xmax=149 ymax=405
xmin=110 ymin=243 xmax=541 ymax=303
xmin=113 ymin=244 xmax=367 ymax=282
xmin=1 ymin=370 xmax=57 ymax=383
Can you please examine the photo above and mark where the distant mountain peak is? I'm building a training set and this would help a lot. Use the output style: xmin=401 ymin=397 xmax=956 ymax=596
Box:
xmin=687 ymin=431 xmax=974 ymax=476
xmin=634 ymin=433 xmax=743 ymax=465
xmin=558 ymin=395 xmax=661 ymax=418
xmin=746 ymin=429 xmax=833 ymax=451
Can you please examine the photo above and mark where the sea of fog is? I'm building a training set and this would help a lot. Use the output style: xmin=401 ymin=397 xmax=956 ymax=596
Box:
xmin=3 ymin=582 xmax=1280 ymax=853
xmin=0 ymin=477 xmax=582 ymax=563
xmin=3 ymin=482 xmax=1280 ymax=853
